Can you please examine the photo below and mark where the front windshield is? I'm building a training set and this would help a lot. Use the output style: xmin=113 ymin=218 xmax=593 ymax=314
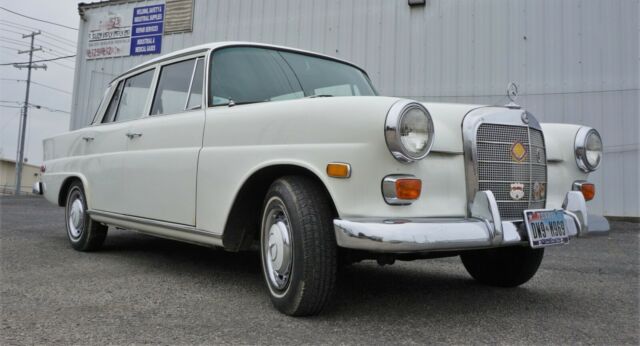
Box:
xmin=209 ymin=46 xmax=376 ymax=106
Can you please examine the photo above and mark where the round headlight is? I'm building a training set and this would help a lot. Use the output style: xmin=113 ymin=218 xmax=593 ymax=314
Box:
xmin=575 ymin=127 xmax=602 ymax=172
xmin=385 ymin=100 xmax=434 ymax=162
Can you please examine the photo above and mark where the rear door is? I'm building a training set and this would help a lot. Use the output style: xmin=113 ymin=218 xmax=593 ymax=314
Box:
xmin=121 ymin=55 xmax=206 ymax=225
xmin=84 ymin=80 xmax=130 ymax=214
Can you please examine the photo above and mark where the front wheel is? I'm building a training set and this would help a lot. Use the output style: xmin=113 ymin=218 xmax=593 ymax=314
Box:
xmin=460 ymin=246 xmax=544 ymax=287
xmin=260 ymin=176 xmax=337 ymax=316
xmin=65 ymin=181 xmax=107 ymax=251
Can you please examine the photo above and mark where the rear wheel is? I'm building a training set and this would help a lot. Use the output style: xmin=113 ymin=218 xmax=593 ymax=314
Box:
xmin=460 ymin=246 xmax=544 ymax=287
xmin=65 ymin=182 xmax=107 ymax=251
xmin=260 ymin=176 xmax=337 ymax=316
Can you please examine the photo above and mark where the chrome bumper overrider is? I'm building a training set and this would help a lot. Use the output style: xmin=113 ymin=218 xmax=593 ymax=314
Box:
xmin=334 ymin=191 xmax=610 ymax=253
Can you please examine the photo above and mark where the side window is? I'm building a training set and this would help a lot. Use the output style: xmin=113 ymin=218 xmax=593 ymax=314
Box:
xmin=91 ymin=87 xmax=110 ymax=124
xmin=114 ymin=69 xmax=154 ymax=122
xmin=186 ymin=58 xmax=204 ymax=110
xmin=209 ymin=47 xmax=303 ymax=106
xmin=102 ymin=81 xmax=124 ymax=124
xmin=151 ymin=58 xmax=200 ymax=115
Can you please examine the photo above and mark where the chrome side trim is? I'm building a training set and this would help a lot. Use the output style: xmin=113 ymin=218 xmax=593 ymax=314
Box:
xmin=87 ymin=209 xmax=223 ymax=247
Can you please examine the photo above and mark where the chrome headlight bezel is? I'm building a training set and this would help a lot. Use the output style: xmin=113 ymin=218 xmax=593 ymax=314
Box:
xmin=384 ymin=100 xmax=435 ymax=163
xmin=575 ymin=127 xmax=603 ymax=173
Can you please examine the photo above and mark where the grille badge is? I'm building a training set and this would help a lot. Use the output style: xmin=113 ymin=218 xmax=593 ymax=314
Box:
xmin=510 ymin=183 xmax=525 ymax=200
xmin=511 ymin=141 xmax=527 ymax=162
xmin=533 ymin=182 xmax=546 ymax=201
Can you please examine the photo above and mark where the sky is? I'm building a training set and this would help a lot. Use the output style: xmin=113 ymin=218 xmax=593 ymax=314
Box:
xmin=0 ymin=0 xmax=80 ymax=165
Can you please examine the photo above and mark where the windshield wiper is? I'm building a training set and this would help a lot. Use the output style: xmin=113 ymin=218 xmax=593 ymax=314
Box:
xmin=306 ymin=94 xmax=334 ymax=98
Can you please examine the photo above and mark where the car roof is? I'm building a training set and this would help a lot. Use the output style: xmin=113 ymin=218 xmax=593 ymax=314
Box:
xmin=116 ymin=41 xmax=368 ymax=83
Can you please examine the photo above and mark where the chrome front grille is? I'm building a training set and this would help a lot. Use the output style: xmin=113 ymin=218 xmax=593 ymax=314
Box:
xmin=476 ymin=123 xmax=547 ymax=220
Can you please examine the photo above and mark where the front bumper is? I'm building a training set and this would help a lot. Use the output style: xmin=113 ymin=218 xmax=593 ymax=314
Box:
xmin=334 ymin=191 xmax=609 ymax=253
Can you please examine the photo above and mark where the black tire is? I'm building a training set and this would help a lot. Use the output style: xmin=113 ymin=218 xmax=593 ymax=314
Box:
xmin=64 ymin=181 xmax=107 ymax=251
xmin=460 ymin=246 xmax=544 ymax=287
xmin=260 ymin=176 xmax=337 ymax=316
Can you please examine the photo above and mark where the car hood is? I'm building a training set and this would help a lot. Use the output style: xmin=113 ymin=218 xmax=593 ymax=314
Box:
xmin=420 ymin=102 xmax=484 ymax=154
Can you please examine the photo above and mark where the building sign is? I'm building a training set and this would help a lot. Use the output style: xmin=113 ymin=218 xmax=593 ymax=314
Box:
xmin=86 ymin=10 xmax=132 ymax=59
xmin=130 ymin=4 xmax=164 ymax=56
xmin=86 ymin=2 xmax=164 ymax=60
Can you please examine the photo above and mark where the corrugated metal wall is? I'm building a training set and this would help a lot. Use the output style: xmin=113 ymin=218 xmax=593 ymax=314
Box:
xmin=72 ymin=0 xmax=639 ymax=217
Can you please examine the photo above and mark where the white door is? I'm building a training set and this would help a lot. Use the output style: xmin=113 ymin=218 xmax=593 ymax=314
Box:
xmin=83 ymin=80 xmax=130 ymax=214
xmin=121 ymin=57 xmax=205 ymax=225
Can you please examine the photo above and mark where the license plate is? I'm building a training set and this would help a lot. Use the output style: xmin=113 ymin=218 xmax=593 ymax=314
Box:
xmin=523 ymin=209 xmax=569 ymax=248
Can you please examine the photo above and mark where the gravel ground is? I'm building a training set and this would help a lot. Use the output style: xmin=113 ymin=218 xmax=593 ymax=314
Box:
xmin=1 ymin=195 xmax=638 ymax=345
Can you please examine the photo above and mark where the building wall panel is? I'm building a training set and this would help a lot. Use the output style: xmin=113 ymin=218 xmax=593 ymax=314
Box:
xmin=71 ymin=0 xmax=639 ymax=216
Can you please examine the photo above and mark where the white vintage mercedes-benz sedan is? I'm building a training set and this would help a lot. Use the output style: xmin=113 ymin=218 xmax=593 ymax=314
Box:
xmin=39 ymin=41 xmax=609 ymax=316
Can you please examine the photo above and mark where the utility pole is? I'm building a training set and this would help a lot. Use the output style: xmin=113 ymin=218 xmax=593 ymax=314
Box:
xmin=12 ymin=31 xmax=46 ymax=195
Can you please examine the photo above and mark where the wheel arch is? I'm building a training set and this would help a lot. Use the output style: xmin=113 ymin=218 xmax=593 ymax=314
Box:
xmin=222 ymin=163 xmax=338 ymax=252
xmin=57 ymin=174 xmax=89 ymax=207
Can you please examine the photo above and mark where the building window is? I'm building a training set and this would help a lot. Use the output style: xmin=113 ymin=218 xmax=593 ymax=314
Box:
xmin=164 ymin=0 xmax=194 ymax=34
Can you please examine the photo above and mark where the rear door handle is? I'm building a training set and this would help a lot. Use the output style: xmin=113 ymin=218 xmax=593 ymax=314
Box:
xmin=125 ymin=132 xmax=143 ymax=139
xmin=82 ymin=136 xmax=94 ymax=142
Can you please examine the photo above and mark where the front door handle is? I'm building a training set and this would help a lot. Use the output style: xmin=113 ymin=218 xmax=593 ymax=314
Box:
xmin=125 ymin=132 xmax=143 ymax=139
xmin=82 ymin=136 xmax=94 ymax=142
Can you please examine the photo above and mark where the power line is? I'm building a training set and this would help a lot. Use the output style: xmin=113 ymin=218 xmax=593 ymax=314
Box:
xmin=0 ymin=45 xmax=22 ymax=51
xmin=41 ymin=33 xmax=76 ymax=48
xmin=0 ymin=6 xmax=78 ymax=31
xmin=33 ymin=54 xmax=74 ymax=70
xmin=0 ymin=27 xmax=28 ymax=36
xmin=0 ymin=20 xmax=76 ymax=45
xmin=0 ymin=19 xmax=38 ymax=32
xmin=28 ymin=103 xmax=70 ymax=114
xmin=0 ymin=37 xmax=30 ymax=47
xmin=0 ymin=110 xmax=21 ymax=131
xmin=0 ymin=78 xmax=72 ymax=95
xmin=31 ymin=81 xmax=72 ymax=95
xmin=35 ymin=38 xmax=76 ymax=55
xmin=0 ymin=100 xmax=70 ymax=113
xmin=0 ymin=54 xmax=76 ymax=66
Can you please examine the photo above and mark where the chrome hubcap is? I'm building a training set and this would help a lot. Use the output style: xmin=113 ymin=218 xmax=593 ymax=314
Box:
xmin=68 ymin=194 xmax=84 ymax=239
xmin=263 ymin=200 xmax=292 ymax=291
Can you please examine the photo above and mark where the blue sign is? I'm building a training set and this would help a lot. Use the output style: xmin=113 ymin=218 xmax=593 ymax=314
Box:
xmin=132 ymin=4 xmax=165 ymax=24
xmin=130 ymin=4 xmax=164 ymax=56
xmin=132 ymin=22 xmax=163 ymax=36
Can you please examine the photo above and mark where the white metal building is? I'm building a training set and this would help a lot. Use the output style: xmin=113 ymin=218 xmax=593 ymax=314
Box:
xmin=70 ymin=0 xmax=639 ymax=218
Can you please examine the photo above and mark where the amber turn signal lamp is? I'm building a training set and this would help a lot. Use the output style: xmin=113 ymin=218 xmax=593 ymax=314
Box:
xmin=395 ymin=178 xmax=422 ymax=200
xmin=573 ymin=181 xmax=595 ymax=201
xmin=382 ymin=175 xmax=422 ymax=205
xmin=326 ymin=163 xmax=351 ymax=178
xmin=580 ymin=183 xmax=595 ymax=201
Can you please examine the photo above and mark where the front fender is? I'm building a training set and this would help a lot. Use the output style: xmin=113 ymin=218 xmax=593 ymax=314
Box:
xmin=540 ymin=123 xmax=589 ymax=208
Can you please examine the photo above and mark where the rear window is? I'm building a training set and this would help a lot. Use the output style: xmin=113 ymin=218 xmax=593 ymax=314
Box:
xmin=113 ymin=69 xmax=154 ymax=122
